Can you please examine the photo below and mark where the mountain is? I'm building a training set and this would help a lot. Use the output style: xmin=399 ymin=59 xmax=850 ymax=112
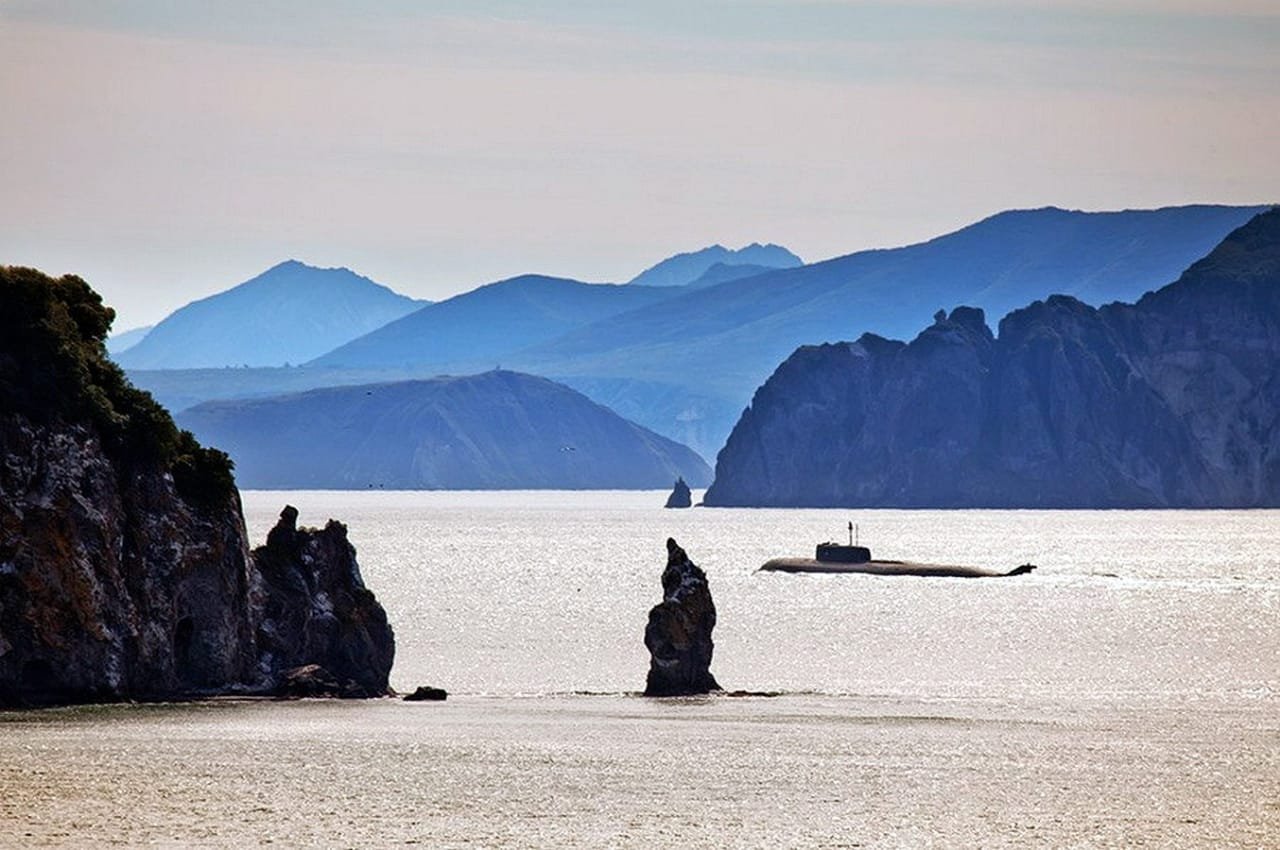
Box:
xmin=686 ymin=262 xmax=777 ymax=289
xmin=311 ymin=275 xmax=677 ymax=371
xmin=105 ymin=324 xmax=152 ymax=354
xmin=114 ymin=260 xmax=424 ymax=369
xmin=176 ymin=370 xmax=712 ymax=489
xmin=123 ymin=205 xmax=1271 ymax=461
xmin=703 ymin=208 xmax=1280 ymax=508
xmin=518 ymin=204 xmax=1272 ymax=455
xmin=627 ymin=243 xmax=803 ymax=288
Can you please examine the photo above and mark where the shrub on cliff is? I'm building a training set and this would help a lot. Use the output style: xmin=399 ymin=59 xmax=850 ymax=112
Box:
xmin=0 ymin=265 xmax=234 ymax=507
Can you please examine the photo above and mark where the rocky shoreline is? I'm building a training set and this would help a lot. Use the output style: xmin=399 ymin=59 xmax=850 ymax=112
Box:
xmin=0 ymin=267 xmax=394 ymax=708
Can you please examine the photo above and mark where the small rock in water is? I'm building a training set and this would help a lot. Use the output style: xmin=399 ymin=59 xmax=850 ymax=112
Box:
xmin=404 ymin=685 xmax=448 ymax=702
xmin=664 ymin=477 xmax=692 ymax=509
xmin=643 ymin=538 xmax=721 ymax=696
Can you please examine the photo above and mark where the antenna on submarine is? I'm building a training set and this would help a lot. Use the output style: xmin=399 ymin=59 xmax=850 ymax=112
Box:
xmin=849 ymin=521 xmax=854 ymax=547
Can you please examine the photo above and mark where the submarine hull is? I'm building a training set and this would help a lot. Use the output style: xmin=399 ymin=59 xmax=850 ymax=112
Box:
xmin=760 ymin=558 xmax=1035 ymax=578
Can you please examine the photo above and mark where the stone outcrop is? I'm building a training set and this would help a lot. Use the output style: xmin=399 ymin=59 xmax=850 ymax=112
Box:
xmin=664 ymin=477 xmax=692 ymax=508
xmin=404 ymin=685 xmax=448 ymax=702
xmin=643 ymin=538 xmax=721 ymax=696
xmin=0 ymin=266 xmax=395 ymax=707
xmin=253 ymin=506 xmax=394 ymax=698
xmin=704 ymin=208 xmax=1280 ymax=508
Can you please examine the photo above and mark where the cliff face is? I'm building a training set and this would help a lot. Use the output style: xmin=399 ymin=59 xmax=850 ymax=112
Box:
xmin=704 ymin=209 xmax=1280 ymax=508
xmin=0 ymin=417 xmax=257 ymax=704
xmin=0 ymin=266 xmax=393 ymax=706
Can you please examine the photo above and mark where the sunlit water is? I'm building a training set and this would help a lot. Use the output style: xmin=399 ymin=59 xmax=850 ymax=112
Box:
xmin=3 ymin=491 xmax=1278 ymax=847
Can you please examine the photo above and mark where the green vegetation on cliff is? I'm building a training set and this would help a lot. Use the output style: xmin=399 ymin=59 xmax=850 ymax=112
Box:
xmin=0 ymin=266 xmax=234 ymax=507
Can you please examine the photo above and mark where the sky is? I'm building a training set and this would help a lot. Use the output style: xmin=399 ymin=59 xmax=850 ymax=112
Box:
xmin=2 ymin=1 xmax=1278 ymax=330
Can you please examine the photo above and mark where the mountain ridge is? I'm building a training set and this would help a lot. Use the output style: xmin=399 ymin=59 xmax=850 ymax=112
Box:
xmin=311 ymin=274 xmax=679 ymax=371
xmin=626 ymin=243 xmax=803 ymax=288
xmin=124 ymin=204 xmax=1272 ymax=460
xmin=115 ymin=260 xmax=424 ymax=369
xmin=177 ymin=369 xmax=712 ymax=489
xmin=703 ymin=207 xmax=1280 ymax=507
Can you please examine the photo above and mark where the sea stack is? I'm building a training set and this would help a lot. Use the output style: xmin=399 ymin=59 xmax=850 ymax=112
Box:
xmin=643 ymin=538 xmax=721 ymax=696
xmin=253 ymin=506 xmax=395 ymax=698
xmin=664 ymin=477 xmax=692 ymax=508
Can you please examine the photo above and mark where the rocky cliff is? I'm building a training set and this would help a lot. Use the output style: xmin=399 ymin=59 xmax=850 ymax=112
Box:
xmin=0 ymin=266 xmax=393 ymax=706
xmin=644 ymin=538 xmax=720 ymax=696
xmin=704 ymin=208 xmax=1280 ymax=508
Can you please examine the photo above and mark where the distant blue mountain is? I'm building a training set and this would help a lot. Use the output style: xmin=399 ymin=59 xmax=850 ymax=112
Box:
xmin=177 ymin=370 xmax=711 ymax=489
xmin=519 ymin=204 xmax=1273 ymax=454
xmin=686 ymin=262 xmax=778 ymax=289
xmin=704 ymin=207 xmax=1280 ymax=507
xmin=127 ymin=205 xmax=1272 ymax=462
xmin=311 ymin=274 xmax=678 ymax=370
xmin=626 ymin=243 xmax=803 ymax=287
xmin=105 ymin=324 xmax=153 ymax=354
xmin=114 ymin=260 xmax=424 ymax=369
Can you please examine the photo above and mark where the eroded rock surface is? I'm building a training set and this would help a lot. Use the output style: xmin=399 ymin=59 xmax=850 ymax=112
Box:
xmin=643 ymin=538 xmax=721 ymax=696
xmin=253 ymin=506 xmax=394 ymax=699
xmin=0 ymin=416 xmax=257 ymax=705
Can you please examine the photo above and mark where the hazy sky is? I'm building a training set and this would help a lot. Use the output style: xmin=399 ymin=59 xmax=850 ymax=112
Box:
xmin=2 ymin=1 xmax=1277 ymax=329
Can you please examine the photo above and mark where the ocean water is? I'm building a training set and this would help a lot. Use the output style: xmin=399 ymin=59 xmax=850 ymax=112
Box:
xmin=2 ymin=491 xmax=1278 ymax=848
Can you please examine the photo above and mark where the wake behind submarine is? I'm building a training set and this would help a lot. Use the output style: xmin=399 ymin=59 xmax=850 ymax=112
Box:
xmin=760 ymin=523 xmax=1036 ymax=578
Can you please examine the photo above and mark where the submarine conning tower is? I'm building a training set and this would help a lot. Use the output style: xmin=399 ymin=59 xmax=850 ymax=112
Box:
xmin=815 ymin=543 xmax=871 ymax=564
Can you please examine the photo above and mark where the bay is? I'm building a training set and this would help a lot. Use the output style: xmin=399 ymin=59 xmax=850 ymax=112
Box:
xmin=2 ymin=491 xmax=1277 ymax=847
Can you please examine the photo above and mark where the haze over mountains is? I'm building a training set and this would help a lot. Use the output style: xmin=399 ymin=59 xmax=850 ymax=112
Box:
xmin=685 ymin=262 xmax=779 ymax=289
xmin=105 ymin=324 xmax=153 ymax=354
xmin=626 ymin=243 xmax=803 ymax=288
xmin=121 ymin=204 xmax=1270 ymax=461
xmin=705 ymin=208 xmax=1280 ymax=507
xmin=114 ymin=260 xmax=425 ymax=369
xmin=177 ymin=370 xmax=710 ymax=490
xmin=312 ymin=275 xmax=675 ymax=372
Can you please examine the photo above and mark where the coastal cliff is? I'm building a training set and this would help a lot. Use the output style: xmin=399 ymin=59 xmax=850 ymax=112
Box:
xmin=704 ymin=208 xmax=1280 ymax=508
xmin=0 ymin=266 xmax=393 ymax=706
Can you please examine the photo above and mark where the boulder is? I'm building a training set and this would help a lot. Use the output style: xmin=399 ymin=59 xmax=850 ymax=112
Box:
xmin=404 ymin=685 xmax=448 ymax=702
xmin=664 ymin=477 xmax=693 ymax=508
xmin=643 ymin=538 xmax=721 ymax=696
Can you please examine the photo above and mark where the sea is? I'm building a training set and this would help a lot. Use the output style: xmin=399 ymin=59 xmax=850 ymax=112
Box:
xmin=2 ymin=490 xmax=1277 ymax=848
